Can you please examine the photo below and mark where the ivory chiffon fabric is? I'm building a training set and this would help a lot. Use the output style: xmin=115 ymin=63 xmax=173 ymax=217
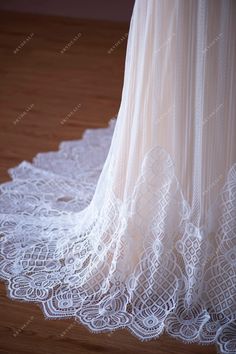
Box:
xmin=0 ymin=1 xmax=235 ymax=353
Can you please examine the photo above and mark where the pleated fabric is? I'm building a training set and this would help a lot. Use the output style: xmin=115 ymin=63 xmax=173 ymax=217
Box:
xmin=0 ymin=1 xmax=235 ymax=353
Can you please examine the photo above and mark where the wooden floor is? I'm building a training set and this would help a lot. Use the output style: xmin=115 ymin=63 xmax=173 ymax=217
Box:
xmin=0 ymin=11 xmax=217 ymax=354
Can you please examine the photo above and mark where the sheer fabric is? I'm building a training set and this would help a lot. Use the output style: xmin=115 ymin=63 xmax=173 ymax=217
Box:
xmin=0 ymin=1 xmax=236 ymax=353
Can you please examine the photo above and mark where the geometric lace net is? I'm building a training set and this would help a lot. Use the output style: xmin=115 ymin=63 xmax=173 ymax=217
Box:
xmin=0 ymin=1 xmax=236 ymax=353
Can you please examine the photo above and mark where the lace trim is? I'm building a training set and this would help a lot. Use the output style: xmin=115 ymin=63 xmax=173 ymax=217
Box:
xmin=0 ymin=118 xmax=235 ymax=354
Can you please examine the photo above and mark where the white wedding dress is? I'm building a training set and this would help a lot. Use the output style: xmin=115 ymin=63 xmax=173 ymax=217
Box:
xmin=0 ymin=1 xmax=236 ymax=353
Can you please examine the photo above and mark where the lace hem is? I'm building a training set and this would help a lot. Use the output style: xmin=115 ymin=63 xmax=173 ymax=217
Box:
xmin=0 ymin=118 xmax=235 ymax=354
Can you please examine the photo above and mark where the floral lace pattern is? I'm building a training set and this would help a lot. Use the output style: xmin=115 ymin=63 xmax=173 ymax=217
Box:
xmin=0 ymin=118 xmax=235 ymax=354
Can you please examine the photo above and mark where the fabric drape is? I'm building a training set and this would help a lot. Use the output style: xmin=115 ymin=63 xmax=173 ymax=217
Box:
xmin=0 ymin=1 xmax=235 ymax=353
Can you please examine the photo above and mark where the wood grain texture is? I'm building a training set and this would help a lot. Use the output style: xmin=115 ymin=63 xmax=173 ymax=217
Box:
xmin=0 ymin=11 xmax=217 ymax=354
